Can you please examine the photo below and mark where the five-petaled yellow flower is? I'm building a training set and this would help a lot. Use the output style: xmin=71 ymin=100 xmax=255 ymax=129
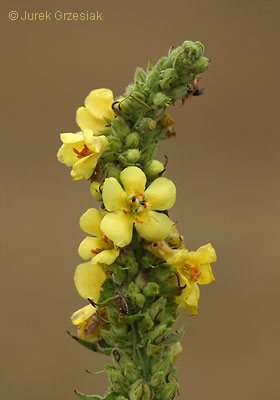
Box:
xmin=100 ymin=166 xmax=176 ymax=247
xmin=57 ymin=88 xmax=115 ymax=180
xmin=78 ymin=208 xmax=120 ymax=265
xmin=147 ymin=241 xmax=216 ymax=314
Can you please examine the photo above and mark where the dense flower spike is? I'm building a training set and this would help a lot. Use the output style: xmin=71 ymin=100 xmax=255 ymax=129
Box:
xmin=58 ymin=41 xmax=216 ymax=400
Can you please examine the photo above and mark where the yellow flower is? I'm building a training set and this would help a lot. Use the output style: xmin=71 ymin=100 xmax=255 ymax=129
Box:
xmin=78 ymin=208 xmax=120 ymax=265
xmin=147 ymin=241 xmax=216 ymax=314
xmin=76 ymin=88 xmax=114 ymax=131
xmin=100 ymin=166 xmax=176 ymax=247
xmin=57 ymin=88 xmax=115 ymax=180
xmin=70 ymin=261 xmax=107 ymax=334
xmin=57 ymin=130 xmax=107 ymax=180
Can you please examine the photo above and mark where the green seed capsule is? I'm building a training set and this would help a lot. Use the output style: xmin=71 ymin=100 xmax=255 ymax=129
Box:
xmin=168 ymin=85 xmax=187 ymax=100
xmin=134 ymin=67 xmax=147 ymax=83
xmin=150 ymin=370 xmax=165 ymax=388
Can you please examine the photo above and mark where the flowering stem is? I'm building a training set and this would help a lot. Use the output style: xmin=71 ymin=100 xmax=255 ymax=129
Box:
xmin=59 ymin=41 xmax=217 ymax=400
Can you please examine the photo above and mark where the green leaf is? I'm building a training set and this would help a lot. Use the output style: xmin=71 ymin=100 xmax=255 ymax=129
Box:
xmin=67 ymin=331 xmax=113 ymax=355
xmin=161 ymin=329 xmax=185 ymax=346
xmin=98 ymin=278 xmax=115 ymax=303
xmin=74 ymin=390 xmax=118 ymax=400
xmin=119 ymin=313 xmax=145 ymax=324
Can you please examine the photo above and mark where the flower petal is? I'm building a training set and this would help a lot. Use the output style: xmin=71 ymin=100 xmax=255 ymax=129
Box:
xmin=71 ymin=153 xmax=98 ymax=180
xmin=197 ymin=264 xmax=215 ymax=285
xmin=57 ymin=142 xmax=84 ymax=167
xmin=71 ymin=304 xmax=96 ymax=325
xmin=76 ymin=107 xmax=107 ymax=133
xmin=102 ymin=177 xmax=127 ymax=211
xmin=145 ymin=177 xmax=176 ymax=210
xmin=60 ymin=132 xmax=84 ymax=144
xmin=78 ymin=237 xmax=106 ymax=260
xmin=83 ymin=131 xmax=108 ymax=153
xmin=120 ymin=166 xmax=146 ymax=195
xmin=74 ymin=262 xmax=106 ymax=300
xmin=85 ymin=89 xmax=114 ymax=120
xmin=100 ymin=212 xmax=133 ymax=247
xmin=92 ymin=249 xmax=120 ymax=265
xmin=135 ymin=211 xmax=172 ymax=242
xmin=187 ymin=243 xmax=216 ymax=265
xmin=79 ymin=208 xmax=103 ymax=237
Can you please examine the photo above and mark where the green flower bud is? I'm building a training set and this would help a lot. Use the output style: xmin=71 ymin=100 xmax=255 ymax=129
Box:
xmin=146 ymin=70 xmax=160 ymax=89
xmin=143 ymin=282 xmax=159 ymax=297
xmin=149 ymin=297 xmax=166 ymax=320
xmin=135 ymin=293 xmax=145 ymax=308
xmin=153 ymin=92 xmax=170 ymax=107
xmin=108 ymin=136 xmax=123 ymax=151
xmin=102 ymin=150 xmax=117 ymax=162
xmin=129 ymin=379 xmax=151 ymax=400
xmin=123 ymin=149 xmax=141 ymax=163
xmin=139 ymin=313 xmax=154 ymax=336
xmin=124 ymin=361 xmax=140 ymax=383
xmin=150 ymin=323 xmax=169 ymax=344
xmin=105 ymin=163 xmax=121 ymax=180
xmin=105 ymin=364 xmax=128 ymax=396
xmin=160 ymin=382 xmax=179 ymax=400
xmin=192 ymin=56 xmax=209 ymax=73
xmin=168 ymin=85 xmax=187 ymax=100
xmin=135 ymin=272 xmax=147 ymax=290
xmin=159 ymin=68 xmax=178 ymax=90
xmin=90 ymin=181 xmax=102 ymax=201
xmin=151 ymin=351 xmax=171 ymax=375
xmin=150 ymin=370 xmax=165 ymax=388
xmin=112 ymin=118 xmax=131 ymax=139
xmin=112 ymin=268 xmax=126 ymax=285
xmin=125 ymin=132 xmax=140 ymax=148
xmin=134 ymin=67 xmax=147 ymax=83
xmin=143 ymin=160 xmax=164 ymax=179
xmin=195 ymin=41 xmax=204 ymax=57
xmin=137 ymin=117 xmax=157 ymax=132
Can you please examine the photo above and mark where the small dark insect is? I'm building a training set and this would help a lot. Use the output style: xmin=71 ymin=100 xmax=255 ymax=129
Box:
xmin=114 ymin=288 xmax=128 ymax=314
xmin=182 ymin=75 xmax=205 ymax=104
xmin=83 ymin=314 xmax=100 ymax=337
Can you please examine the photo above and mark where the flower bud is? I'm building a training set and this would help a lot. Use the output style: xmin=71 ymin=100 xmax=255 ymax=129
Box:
xmin=192 ymin=56 xmax=209 ymax=73
xmin=168 ymin=85 xmax=187 ymax=100
xmin=90 ymin=181 xmax=102 ymax=201
xmin=151 ymin=351 xmax=171 ymax=375
xmin=139 ymin=313 xmax=154 ymax=336
xmin=135 ymin=293 xmax=145 ymax=308
xmin=135 ymin=272 xmax=147 ymax=290
xmin=149 ymin=297 xmax=166 ymax=320
xmin=171 ymin=342 xmax=183 ymax=363
xmin=105 ymin=163 xmax=121 ymax=181
xmin=124 ymin=149 xmax=141 ymax=163
xmin=153 ymin=92 xmax=170 ymax=107
xmin=108 ymin=136 xmax=123 ymax=151
xmin=112 ymin=118 xmax=130 ymax=139
xmin=143 ymin=282 xmax=159 ymax=297
xmin=125 ymin=132 xmax=140 ymax=148
xmin=143 ymin=160 xmax=164 ymax=179
xmin=134 ymin=67 xmax=147 ymax=83
xmin=161 ymin=382 xmax=179 ymax=400
xmin=150 ymin=370 xmax=165 ymax=388
xmin=146 ymin=71 xmax=160 ymax=89
xmin=159 ymin=68 xmax=178 ymax=90
xmin=129 ymin=379 xmax=151 ymax=400
xmin=150 ymin=323 xmax=169 ymax=344
xmin=137 ymin=117 xmax=157 ymax=132
xmin=102 ymin=150 xmax=116 ymax=162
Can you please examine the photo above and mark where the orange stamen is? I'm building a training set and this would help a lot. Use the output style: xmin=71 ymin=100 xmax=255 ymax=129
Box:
xmin=189 ymin=266 xmax=201 ymax=281
xmin=102 ymin=235 xmax=108 ymax=243
xmin=73 ymin=144 xmax=92 ymax=159
xmin=91 ymin=248 xmax=104 ymax=254
xmin=123 ymin=209 xmax=128 ymax=214
xmin=135 ymin=217 xmax=143 ymax=224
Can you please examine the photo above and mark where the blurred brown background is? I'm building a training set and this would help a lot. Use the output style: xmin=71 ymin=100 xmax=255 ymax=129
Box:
xmin=1 ymin=0 xmax=280 ymax=398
